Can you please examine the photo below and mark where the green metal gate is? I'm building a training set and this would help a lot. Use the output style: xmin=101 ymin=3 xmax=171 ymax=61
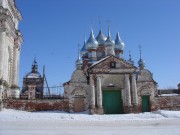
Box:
xmin=142 ymin=96 xmax=150 ymax=112
xmin=103 ymin=90 xmax=123 ymax=114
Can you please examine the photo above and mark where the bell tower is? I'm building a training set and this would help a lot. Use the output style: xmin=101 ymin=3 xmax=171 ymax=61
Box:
xmin=0 ymin=0 xmax=23 ymax=103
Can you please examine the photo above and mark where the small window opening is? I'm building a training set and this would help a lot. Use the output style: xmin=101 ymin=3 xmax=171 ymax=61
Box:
xmin=110 ymin=61 xmax=116 ymax=68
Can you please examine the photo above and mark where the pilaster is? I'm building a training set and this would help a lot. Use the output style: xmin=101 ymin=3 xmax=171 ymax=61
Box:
xmin=97 ymin=76 xmax=102 ymax=108
xmin=0 ymin=30 xmax=6 ymax=79
xmin=125 ymin=74 xmax=131 ymax=107
xmin=131 ymin=74 xmax=138 ymax=105
xmin=16 ymin=44 xmax=21 ymax=86
xmin=11 ymin=44 xmax=20 ymax=86
xmin=90 ymin=75 xmax=95 ymax=111
xmin=3 ymin=33 xmax=9 ymax=82
xmin=11 ymin=45 xmax=17 ymax=85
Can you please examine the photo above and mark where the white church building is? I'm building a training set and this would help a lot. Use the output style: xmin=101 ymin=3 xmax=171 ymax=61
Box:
xmin=0 ymin=0 xmax=23 ymax=108
xmin=64 ymin=27 xmax=158 ymax=114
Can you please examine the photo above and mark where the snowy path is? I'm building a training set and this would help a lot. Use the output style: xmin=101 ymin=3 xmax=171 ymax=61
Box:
xmin=1 ymin=119 xmax=180 ymax=135
xmin=1 ymin=109 xmax=180 ymax=135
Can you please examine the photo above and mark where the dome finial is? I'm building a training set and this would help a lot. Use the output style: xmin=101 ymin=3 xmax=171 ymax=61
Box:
xmin=139 ymin=45 xmax=142 ymax=59
xmin=91 ymin=27 xmax=93 ymax=33
xmin=80 ymin=34 xmax=87 ymax=56
xmin=84 ymin=34 xmax=86 ymax=42
xmin=104 ymin=21 xmax=115 ymax=47
xmin=127 ymin=50 xmax=134 ymax=65
xmin=96 ymin=18 xmax=107 ymax=45
xmin=32 ymin=58 xmax=38 ymax=73
xmin=107 ymin=25 xmax=111 ymax=38
xmin=76 ymin=44 xmax=82 ymax=69
xmin=129 ymin=50 xmax=132 ymax=60
xmin=34 ymin=56 xmax=36 ymax=62
xmin=106 ymin=19 xmax=111 ymax=38
xmin=108 ymin=26 xmax=110 ymax=38
xmin=138 ymin=45 xmax=145 ymax=70
xmin=99 ymin=16 xmax=102 ymax=31
xmin=83 ymin=33 xmax=86 ymax=48
xmin=78 ymin=44 xmax=81 ymax=60
xmin=104 ymin=20 xmax=115 ymax=56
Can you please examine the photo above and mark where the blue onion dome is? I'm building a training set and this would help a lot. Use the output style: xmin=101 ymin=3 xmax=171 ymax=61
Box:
xmin=115 ymin=32 xmax=125 ymax=51
xmin=138 ymin=58 xmax=145 ymax=69
xmin=75 ymin=49 xmax=83 ymax=69
xmin=75 ymin=58 xmax=82 ymax=69
xmin=104 ymin=27 xmax=115 ymax=46
xmin=86 ymin=29 xmax=98 ymax=50
xmin=127 ymin=57 xmax=134 ymax=65
xmin=127 ymin=51 xmax=134 ymax=65
xmin=96 ymin=29 xmax=107 ymax=45
xmin=80 ymin=37 xmax=87 ymax=55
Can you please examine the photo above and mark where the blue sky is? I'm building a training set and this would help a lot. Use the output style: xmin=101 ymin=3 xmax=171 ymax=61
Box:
xmin=16 ymin=0 xmax=180 ymax=89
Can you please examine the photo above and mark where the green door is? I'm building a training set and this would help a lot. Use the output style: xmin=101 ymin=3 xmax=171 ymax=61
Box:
xmin=142 ymin=96 xmax=150 ymax=112
xmin=103 ymin=90 xmax=123 ymax=114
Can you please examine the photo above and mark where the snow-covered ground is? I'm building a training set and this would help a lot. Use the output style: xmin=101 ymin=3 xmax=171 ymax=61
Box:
xmin=1 ymin=109 xmax=180 ymax=135
xmin=1 ymin=109 xmax=180 ymax=121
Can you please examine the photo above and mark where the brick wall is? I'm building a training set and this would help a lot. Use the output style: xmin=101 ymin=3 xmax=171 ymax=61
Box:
xmin=155 ymin=96 xmax=180 ymax=110
xmin=3 ymin=99 xmax=69 ymax=111
xmin=3 ymin=96 xmax=180 ymax=113
xmin=158 ymin=89 xmax=179 ymax=94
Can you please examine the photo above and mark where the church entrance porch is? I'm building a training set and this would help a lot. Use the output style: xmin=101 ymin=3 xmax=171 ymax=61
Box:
xmin=142 ymin=96 xmax=150 ymax=112
xmin=102 ymin=90 xmax=123 ymax=114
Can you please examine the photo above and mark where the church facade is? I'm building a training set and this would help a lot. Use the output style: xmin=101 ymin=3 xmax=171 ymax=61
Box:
xmin=0 ymin=0 xmax=23 ymax=105
xmin=64 ymin=28 xmax=158 ymax=114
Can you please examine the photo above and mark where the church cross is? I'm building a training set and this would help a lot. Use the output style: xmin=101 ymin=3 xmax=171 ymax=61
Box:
xmin=139 ymin=45 xmax=142 ymax=59
xmin=99 ymin=16 xmax=102 ymax=30
xmin=106 ymin=19 xmax=111 ymax=27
